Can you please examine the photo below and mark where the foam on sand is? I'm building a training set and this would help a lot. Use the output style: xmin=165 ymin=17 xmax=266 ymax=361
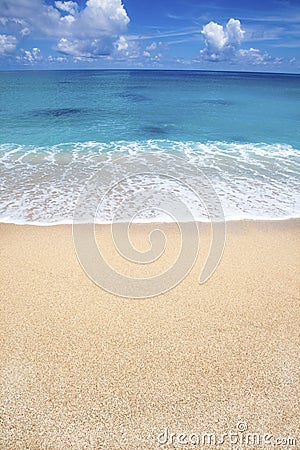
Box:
xmin=0 ymin=140 xmax=299 ymax=225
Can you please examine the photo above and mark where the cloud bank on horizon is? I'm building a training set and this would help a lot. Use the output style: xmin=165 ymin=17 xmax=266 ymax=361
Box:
xmin=0 ymin=0 xmax=299 ymax=71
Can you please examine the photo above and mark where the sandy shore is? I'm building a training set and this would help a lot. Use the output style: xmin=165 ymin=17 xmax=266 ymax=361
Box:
xmin=0 ymin=221 xmax=299 ymax=449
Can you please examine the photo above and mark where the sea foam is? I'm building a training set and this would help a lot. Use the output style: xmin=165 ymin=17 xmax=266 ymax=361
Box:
xmin=0 ymin=140 xmax=299 ymax=225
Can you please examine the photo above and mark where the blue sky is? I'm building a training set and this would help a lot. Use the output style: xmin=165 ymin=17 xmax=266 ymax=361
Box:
xmin=0 ymin=0 xmax=299 ymax=72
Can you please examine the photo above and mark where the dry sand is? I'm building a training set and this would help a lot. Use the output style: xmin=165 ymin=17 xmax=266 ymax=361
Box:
xmin=0 ymin=221 xmax=299 ymax=449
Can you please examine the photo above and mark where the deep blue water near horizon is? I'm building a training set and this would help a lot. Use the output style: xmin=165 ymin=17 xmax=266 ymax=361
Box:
xmin=0 ymin=69 xmax=299 ymax=223
xmin=1 ymin=69 xmax=300 ymax=146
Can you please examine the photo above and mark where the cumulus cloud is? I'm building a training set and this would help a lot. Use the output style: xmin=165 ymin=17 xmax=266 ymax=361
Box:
xmin=17 ymin=47 xmax=42 ymax=63
xmin=141 ymin=41 xmax=164 ymax=63
xmin=113 ymin=35 xmax=140 ymax=60
xmin=56 ymin=37 xmax=112 ymax=57
xmin=66 ymin=0 xmax=129 ymax=39
xmin=56 ymin=35 xmax=139 ymax=62
xmin=0 ymin=34 xmax=18 ymax=55
xmin=0 ymin=0 xmax=130 ymax=58
xmin=239 ymin=47 xmax=282 ymax=65
xmin=47 ymin=54 xmax=67 ymax=63
xmin=54 ymin=1 xmax=78 ymax=16
xmin=226 ymin=18 xmax=245 ymax=48
xmin=201 ymin=18 xmax=245 ymax=61
xmin=200 ymin=18 xmax=280 ymax=66
xmin=114 ymin=35 xmax=129 ymax=52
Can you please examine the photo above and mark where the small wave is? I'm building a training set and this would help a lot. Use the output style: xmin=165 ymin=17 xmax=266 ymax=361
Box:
xmin=0 ymin=140 xmax=299 ymax=225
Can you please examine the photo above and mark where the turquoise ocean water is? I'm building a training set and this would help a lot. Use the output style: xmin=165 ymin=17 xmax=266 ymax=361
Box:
xmin=0 ymin=69 xmax=299 ymax=224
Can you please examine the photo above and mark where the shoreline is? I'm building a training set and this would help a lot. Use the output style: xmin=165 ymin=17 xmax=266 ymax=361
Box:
xmin=0 ymin=216 xmax=299 ymax=227
xmin=0 ymin=220 xmax=299 ymax=448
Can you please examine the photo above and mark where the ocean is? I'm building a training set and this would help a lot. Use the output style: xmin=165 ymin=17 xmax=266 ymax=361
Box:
xmin=0 ymin=69 xmax=299 ymax=224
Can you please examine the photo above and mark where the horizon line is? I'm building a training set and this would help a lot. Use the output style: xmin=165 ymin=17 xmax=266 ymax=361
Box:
xmin=0 ymin=67 xmax=299 ymax=76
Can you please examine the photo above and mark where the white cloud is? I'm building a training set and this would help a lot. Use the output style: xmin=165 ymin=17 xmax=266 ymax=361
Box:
xmin=226 ymin=18 xmax=245 ymax=48
xmin=56 ymin=34 xmax=139 ymax=62
xmin=20 ymin=27 xmax=30 ymax=36
xmin=199 ymin=18 xmax=281 ymax=67
xmin=0 ymin=34 xmax=18 ymax=55
xmin=54 ymin=1 xmax=78 ymax=16
xmin=201 ymin=18 xmax=245 ymax=61
xmin=114 ymin=35 xmax=129 ymax=52
xmin=239 ymin=47 xmax=282 ymax=65
xmin=56 ymin=37 xmax=112 ymax=57
xmin=17 ymin=46 xmax=42 ymax=63
xmin=58 ymin=0 xmax=130 ymax=42
xmin=146 ymin=42 xmax=157 ymax=51
xmin=47 ymin=54 xmax=67 ymax=63
xmin=0 ymin=0 xmax=130 ymax=58
xmin=202 ymin=22 xmax=227 ymax=52
xmin=113 ymin=35 xmax=140 ymax=60
xmin=56 ymin=38 xmax=80 ymax=56
xmin=32 ymin=47 xmax=41 ymax=59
